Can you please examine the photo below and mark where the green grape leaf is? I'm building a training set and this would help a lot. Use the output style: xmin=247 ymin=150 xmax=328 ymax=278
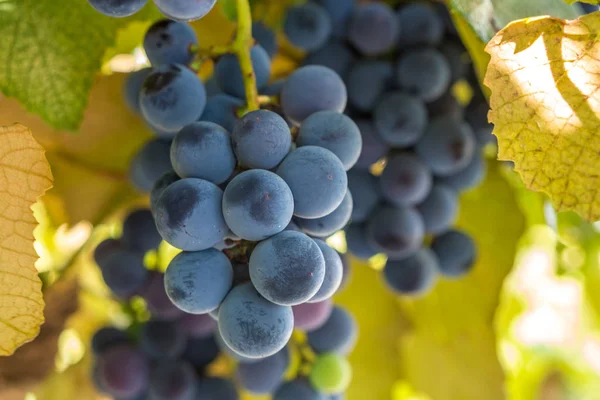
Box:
xmin=396 ymin=162 xmax=526 ymax=400
xmin=0 ymin=0 xmax=161 ymax=131
xmin=448 ymin=0 xmax=581 ymax=42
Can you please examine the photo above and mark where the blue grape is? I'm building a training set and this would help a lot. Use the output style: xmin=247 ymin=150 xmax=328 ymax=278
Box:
xmin=345 ymin=224 xmax=378 ymax=260
xmin=237 ymin=347 xmax=289 ymax=394
xmin=122 ymin=209 xmax=162 ymax=253
xmin=281 ymin=66 xmax=347 ymax=125
xmin=380 ymin=154 xmax=433 ymax=207
xmin=154 ymin=178 xmax=228 ymax=251
xmin=91 ymin=327 xmax=129 ymax=355
xmin=346 ymin=61 xmax=394 ymax=113
xmin=297 ymin=111 xmax=362 ymax=170
xmin=366 ymin=206 xmax=424 ymax=260
xmin=431 ymin=230 xmax=476 ymax=278
xmin=94 ymin=238 xmax=122 ymax=270
xmin=348 ymin=3 xmax=399 ymax=56
xmin=253 ymin=22 xmax=277 ymax=58
xmin=397 ymin=48 xmax=451 ymax=102
xmin=215 ymin=45 xmax=271 ymax=99
xmin=296 ymin=191 xmax=352 ymax=238
xmin=314 ymin=0 xmax=355 ymax=37
xmin=143 ymin=20 xmax=198 ymax=66
xmin=222 ymin=170 xmax=294 ymax=241
xmin=374 ymin=92 xmax=428 ymax=147
xmin=353 ymin=119 xmax=389 ymax=169
xmin=97 ymin=346 xmax=149 ymax=399
xmin=284 ymin=3 xmax=332 ymax=52
xmin=153 ymin=0 xmax=217 ymax=21
xmin=200 ymin=94 xmax=244 ymax=132
xmin=231 ymin=110 xmax=291 ymax=169
xmin=396 ymin=3 xmax=444 ymax=47
xmin=164 ymin=249 xmax=232 ymax=314
xmin=150 ymin=170 xmax=180 ymax=213
xmin=101 ymin=250 xmax=148 ymax=298
xmin=148 ymin=360 xmax=197 ymax=400
xmin=170 ymin=122 xmax=236 ymax=184
xmin=310 ymin=240 xmax=343 ymax=302
xmin=276 ymin=146 xmax=348 ymax=219
xmin=274 ymin=380 xmax=326 ymax=400
xmin=140 ymin=319 xmax=186 ymax=359
xmin=440 ymin=154 xmax=486 ymax=192
xmin=465 ymin=97 xmax=495 ymax=147
xmin=183 ymin=334 xmax=219 ymax=368
xmin=88 ymin=0 xmax=147 ymax=17
xmin=303 ymin=40 xmax=356 ymax=78
xmin=293 ymin=299 xmax=333 ymax=332
xmin=383 ymin=249 xmax=439 ymax=296
xmin=129 ymin=139 xmax=173 ymax=192
xmin=417 ymin=184 xmax=458 ymax=235
xmin=347 ymin=170 xmax=379 ymax=223
xmin=218 ymin=283 xmax=293 ymax=358
xmin=579 ymin=2 xmax=599 ymax=13
xmin=140 ymin=64 xmax=206 ymax=132
xmin=178 ymin=313 xmax=216 ymax=338
xmin=249 ymin=231 xmax=326 ymax=306
xmin=196 ymin=377 xmax=239 ymax=400
xmin=141 ymin=272 xmax=185 ymax=320
xmin=124 ymin=68 xmax=152 ymax=113
xmin=415 ymin=116 xmax=476 ymax=177
xmin=307 ymin=306 xmax=357 ymax=355
xmin=439 ymin=40 xmax=468 ymax=84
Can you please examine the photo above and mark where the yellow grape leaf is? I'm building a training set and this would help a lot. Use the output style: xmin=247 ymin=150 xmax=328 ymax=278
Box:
xmin=484 ymin=14 xmax=600 ymax=221
xmin=0 ymin=124 xmax=53 ymax=356
xmin=396 ymin=161 xmax=526 ymax=400
xmin=0 ymin=74 xmax=151 ymax=225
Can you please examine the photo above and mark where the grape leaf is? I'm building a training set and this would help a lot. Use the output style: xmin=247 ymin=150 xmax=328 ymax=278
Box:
xmin=449 ymin=0 xmax=581 ymax=42
xmin=0 ymin=0 xmax=161 ymax=131
xmin=396 ymin=161 xmax=526 ymax=400
xmin=0 ymin=124 xmax=53 ymax=356
xmin=485 ymin=14 xmax=600 ymax=221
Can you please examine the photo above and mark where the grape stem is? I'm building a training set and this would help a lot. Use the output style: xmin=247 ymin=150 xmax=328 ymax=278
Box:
xmin=204 ymin=0 xmax=259 ymax=112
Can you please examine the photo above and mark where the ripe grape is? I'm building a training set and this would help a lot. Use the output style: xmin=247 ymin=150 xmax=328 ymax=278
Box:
xmin=129 ymin=139 xmax=172 ymax=192
xmin=123 ymin=67 xmax=152 ymax=113
xmin=431 ymin=230 xmax=477 ymax=278
xmin=183 ymin=334 xmax=219 ymax=368
xmin=281 ymin=66 xmax=347 ymax=125
xmin=314 ymin=0 xmax=355 ymax=37
xmin=147 ymin=360 xmax=197 ymax=400
xmin=231 ymin=110 xmax=291 ymax=169
xmin=274 ymin=379 xmax=326 ymax=400
xmin=91 ymin=327 xmax=129 ymax=355
xmin=383 ymin=248 xmax=439 ymax=296
xmin=222 ymin=170 xmax=294 ymax=241
xmin=122 ymin=208 xmax=162 ymax=253
xmin=347 ymin=170 xmax=380 ymax=223
xmin=348 ymin=3 xmax=399 ymax=56
xmin=353 ymin=119 xmax=388 ymax=169
xmin=154 ymin=178 xmax=228 ymax=251
xmin=141 ymin=272 xmax=185 ymax=320
xmin=374 ymin=92 xmax=428 ymax=147
xmin=97 ymin=345 xmax=149 ymax=399
xmin=380 ymin=153 xmax=433 ymax=207
xmin=215 ymin=45 xmax=271 ymax=99
xmin=140 ymin=319 xmax=186 ymax=359
xmin=93 ymin=238 xmax=122 ymax=270
xmin=140 ymin=64 xmax=206 ymax=132
xmin=304 ymin=40 xmax=356 ymax=77
xmin=417 ymin=184 xmax=458 ymax=235
xmin=345 ymin=224 xmax=378 ymax=260
xmin=153 ymin=0 xmax=217 ymax=21
xmin=346 ymin=61 xmax=394 ymax=113
xmin=307 ymin=306 xmax=358 ymax=355
xmin=276 ymin=146 xmax=348 ymax=219
xmin=293 ymin=299 xmax=333 ymax=332
xmin=284 ymin=3 xmax=332 ymax=51
xmin=88 ymin=0 xmax=147 ymax=17
xmin=218 ymin=283 xmax=294 ymax=358
xmin=366 ymin=206 xmax=424 ymax=260
xmin=249 ymin=231 xmax=326 ymax=306
xmin=170 ymin=121 xmax=236 ymax=184
xmin=295 ymin=191 xmax=353 ymax=238
xmin=396 ymin=3 xmax=444 ymax=47
xmin=200 ymin=94 xmax=244 ymax=132
xmin=100 ymin=249 xmax=148 ymax=298
xmin=440 ymin=154 xmax=486 ymax=192
xmin=164 ymin=249 xmax=233 ymax=314
xmin=297 ymin=111 xmax=362 ymax=170
xmin=237 ymin=347 xmax=289 ymax=394
xmin=143 ymin=20 xmax=198 ymax=66
xmin=396 ymin=48 xmax=451 ymax=102
xmin=309 ymin=240 xmax=344 ymax=303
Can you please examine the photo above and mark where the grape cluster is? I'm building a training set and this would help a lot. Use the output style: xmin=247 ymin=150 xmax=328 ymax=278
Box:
xmin=287 ymin=0 xmax=493 ymax=297
xmin=88 ymin=0 xmax=217 ymax=21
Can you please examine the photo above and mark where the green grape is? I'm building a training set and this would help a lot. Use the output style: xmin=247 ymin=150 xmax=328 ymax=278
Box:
xmin=309 ymin=353 xmax=352 ymax=394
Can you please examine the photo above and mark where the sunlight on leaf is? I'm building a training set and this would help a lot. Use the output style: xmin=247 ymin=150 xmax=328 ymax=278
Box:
xmin=0 ymin=124 xmax=53 ymax=356
xmin=485 ymin=14 xmax=600 ymax=221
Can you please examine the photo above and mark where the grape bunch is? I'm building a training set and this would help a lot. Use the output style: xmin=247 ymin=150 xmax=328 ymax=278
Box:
xmin=282 ymin=0 xmax=493 ymax=297
xmin=88 ymin=0 xmax=217 ymax=21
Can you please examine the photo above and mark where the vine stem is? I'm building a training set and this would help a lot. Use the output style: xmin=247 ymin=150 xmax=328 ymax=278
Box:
xmin=203 ymin=0 xmax=259 ymax=112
